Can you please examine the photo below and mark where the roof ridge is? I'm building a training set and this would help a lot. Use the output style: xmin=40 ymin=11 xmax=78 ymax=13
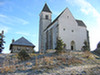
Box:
xmin=12 ymin=37 xmax=35 ymax=47
xmin=76 ymin=20 xmax=86 ymax=27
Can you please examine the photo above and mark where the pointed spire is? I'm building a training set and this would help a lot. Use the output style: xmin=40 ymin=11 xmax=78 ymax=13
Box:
xmin=42 ymin=3 xmax=52 ymax=13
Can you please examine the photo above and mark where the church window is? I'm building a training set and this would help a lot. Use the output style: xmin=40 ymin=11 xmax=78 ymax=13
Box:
xmin=72 ymin=30 xmax=74 ymax=32
xmin=63 ymin=28 xmax=65 ymax=31
xmin=67 ymin=16 xmax=69 ymax=18
xmin=45 ymin=15 xmax=49 ymax=19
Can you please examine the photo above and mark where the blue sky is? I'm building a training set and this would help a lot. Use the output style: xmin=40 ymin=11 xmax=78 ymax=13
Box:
xmin=0 ymin=0 xmax=100 ymax=53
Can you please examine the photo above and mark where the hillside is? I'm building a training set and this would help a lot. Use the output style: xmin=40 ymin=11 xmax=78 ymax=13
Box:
xmin=0 ymin=51 xmax=100 ymax=75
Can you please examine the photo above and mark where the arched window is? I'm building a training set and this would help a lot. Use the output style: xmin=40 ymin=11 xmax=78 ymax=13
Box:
xmin=71 ymin=41 xmax=76 ymax=50
xmin=45 ymin=15 xmax=48 ymax=19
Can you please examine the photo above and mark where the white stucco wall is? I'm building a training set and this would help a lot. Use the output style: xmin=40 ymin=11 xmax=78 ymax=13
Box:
xmin=58 ymin=8 xmax=87 ymax=50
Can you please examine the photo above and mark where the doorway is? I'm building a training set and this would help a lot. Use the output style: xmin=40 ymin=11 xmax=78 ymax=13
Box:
xmin=71 ymin=41 xmax=75 ymax=50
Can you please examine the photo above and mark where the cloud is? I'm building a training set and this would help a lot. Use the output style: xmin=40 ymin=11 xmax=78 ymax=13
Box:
xmin=0 ymin=14 xmax=29 ymax=25
xmin=16 ymin=31 xmax=37 ymax=37
xmin=66 ymin=0 xmax=100 ymax=50
xmin=16 ymin=32 xmax=30 ymax=36
xmin=53 ymin=10 xmax=60 ymax=16
xmin=0 ymin=2 xmax=4 ymax=5
xmin=0 ymin=24 xmax=10 ymax=33
xmin=0 ymin=0 xmax=6 ymax=6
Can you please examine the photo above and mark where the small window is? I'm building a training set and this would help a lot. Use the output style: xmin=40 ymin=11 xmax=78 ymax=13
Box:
xmin=26 ymin=47 xmax=29 ymax=50
xmin=45 ymin=15 xmax=48 ymax=19
xmin=72 ymin=30 xmax=74 ymax=32
xmin=63 ymin=28 xmax=65 ymax=31
xmin=67 ymin=16 xmax=69 ymax=18
xmin=17 ymin=47 xmax=20 ymax=50
xmin=26 ymin=47 xmax=30 ymax=51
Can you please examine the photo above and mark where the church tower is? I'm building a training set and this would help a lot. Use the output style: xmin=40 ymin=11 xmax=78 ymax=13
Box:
xmin=39 ymin=3 xmax=52 ymax=52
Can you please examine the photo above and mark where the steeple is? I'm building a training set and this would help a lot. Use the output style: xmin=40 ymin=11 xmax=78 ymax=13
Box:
xmin=42 ymin=3 xmax=52 ymax=13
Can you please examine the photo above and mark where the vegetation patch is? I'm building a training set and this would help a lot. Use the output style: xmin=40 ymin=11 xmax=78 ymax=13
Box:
xmin=18 ymin=50 xmax=31 ymax=61
xmin=68 ymin=57 xmax=82 ymax=66
xmin=83 ymin=51 xmax=95 ymax=60
xmin=55 ymin=38 xmax=65 ymax=53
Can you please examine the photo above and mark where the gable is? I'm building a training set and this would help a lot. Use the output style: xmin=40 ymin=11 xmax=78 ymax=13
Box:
xmin=58 ymin=8 xmax=78 ymax=27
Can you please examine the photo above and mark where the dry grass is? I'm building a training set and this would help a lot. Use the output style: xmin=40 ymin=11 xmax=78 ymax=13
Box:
xmin=83 ymin=51 xmax=95 ymax=60
xmin=29 ymin=53 xmax=38 ymax=57
xmin=68 ymin=57 xmax=82 ymax=65
xmin=0 ymin=65 xmax=16 ymax=73
xmin=17 ymin=65 xmax=26 ymax=71
xmin=26 ymin=62 xmax=32 ymax=66
xmin=43 ymin=57 xmax=54 ymax=65
xmin=32 ymin=66 xmax=38 ymax=69
xmin=56 ymin=56 xmax=66 ymax=64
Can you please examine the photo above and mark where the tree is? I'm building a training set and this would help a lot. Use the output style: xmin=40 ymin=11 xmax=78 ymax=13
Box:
xmin=55 ymin=38 xmax=65 ymax=53
xmin=0 ymin=30 xmax=5 ymax=53
xmin=82 ymin=40 xmax=90 ymax=51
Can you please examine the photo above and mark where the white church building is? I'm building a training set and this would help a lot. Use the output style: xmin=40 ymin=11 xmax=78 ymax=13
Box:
xmin=39 ymin=3 xmax=90 ymax=53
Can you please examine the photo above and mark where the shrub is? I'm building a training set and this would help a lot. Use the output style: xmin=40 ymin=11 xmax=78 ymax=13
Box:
xmin=55 ymin=38 xmax=65 ymax=53
xmin=97 ymin=41 xmax=100 ymax=48
xmin=82 ymin=41 xmax=90 ymax=51
xmin=0 ymin=30 xmax=5 ymax=53
xmin=18 ymin=50 xmax=30 ymax=61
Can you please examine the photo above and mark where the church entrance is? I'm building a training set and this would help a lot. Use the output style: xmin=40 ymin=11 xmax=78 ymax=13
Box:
xmin=71 ymin=41 xmax=75 ymax=50
xmin=71 ymin=46 xmax=73 ymax=50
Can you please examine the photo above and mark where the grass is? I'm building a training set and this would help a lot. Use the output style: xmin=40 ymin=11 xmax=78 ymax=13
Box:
xmin=68 ymin=57 xmax=82 ymax=66
xmin=83 ymin=51 xmax=95 ymax=60
xmin=0 ymin=51 xmax=100 ymax=74
xmin=26 ymin=62 xmax=32 ymax=66
xmin=43 ymin=57 xmax=54 ymax=65
xmin=0 ymin=65 xmax=16 ymax=73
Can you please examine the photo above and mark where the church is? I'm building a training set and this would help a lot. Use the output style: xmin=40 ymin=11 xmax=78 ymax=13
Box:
xmin=39 ymin=3 xmax=90 ymax=53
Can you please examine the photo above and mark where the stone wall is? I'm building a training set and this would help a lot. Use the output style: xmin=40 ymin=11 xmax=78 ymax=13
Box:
xmin=11 ymin=45 xmax=34 ymax=53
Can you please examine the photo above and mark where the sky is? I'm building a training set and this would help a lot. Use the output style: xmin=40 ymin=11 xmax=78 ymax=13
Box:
xmin=0 ymin=0 xmax=100 ymax=53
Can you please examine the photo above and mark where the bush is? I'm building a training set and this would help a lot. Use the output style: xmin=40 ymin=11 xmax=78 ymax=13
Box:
xmin=82 ymin=41 xmax=90 ymax=51
xmin=55 ymin=38 xmax=65 ymax=53
xmin=97 ymin=41 xmax=100 ymax=48
xmin=18 ymin=50 xmax=30 ymax=61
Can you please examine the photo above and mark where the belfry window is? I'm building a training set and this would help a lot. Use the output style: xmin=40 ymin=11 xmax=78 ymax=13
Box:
xmin=45 ymin=15 xmax=48 ymax=19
